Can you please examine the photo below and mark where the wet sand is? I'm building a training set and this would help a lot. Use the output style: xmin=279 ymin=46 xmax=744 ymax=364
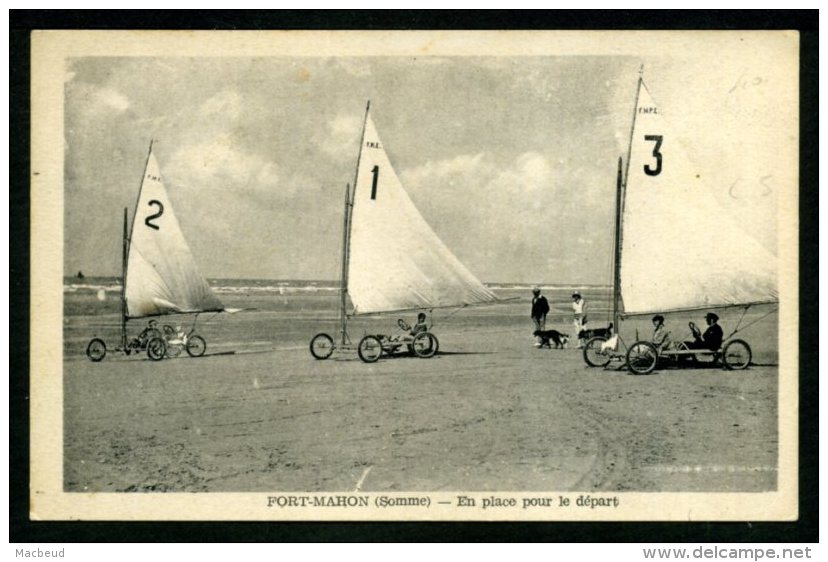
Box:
xmin=63 ymin=294 xmax=778 ymax=493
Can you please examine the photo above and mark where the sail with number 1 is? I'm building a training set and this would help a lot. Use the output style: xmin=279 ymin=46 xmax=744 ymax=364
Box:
xmin=310 ymin=103 xmax=498 ymax=362
xmin=348 ymin=113 xmax=498 ymax=315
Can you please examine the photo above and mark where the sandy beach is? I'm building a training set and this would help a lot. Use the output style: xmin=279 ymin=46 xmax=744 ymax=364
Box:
xmin=61 ymin=285 xmax=779 ymax=494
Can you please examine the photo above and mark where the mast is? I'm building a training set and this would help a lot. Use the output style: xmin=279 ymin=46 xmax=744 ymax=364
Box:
xmin=613 ymin=68 xmax=644 ymax=329
xmin=122 ymin=140 xmax=155 ymax=337
xmin=338 ymin=182 xmax=352 ymax=345
xmin=612 ymin=157 xmax=623 ymax=331
xmin=622 ymin=69 xmax=644 ymax=193
xmin=120 ymin=207 xmax=128 ymax=349
xmin=338 ymin=100 xmax=371 ymax=336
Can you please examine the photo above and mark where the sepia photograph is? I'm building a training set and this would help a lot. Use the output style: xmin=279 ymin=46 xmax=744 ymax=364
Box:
xmin=28 ymin=29 xmax=799 ymax=522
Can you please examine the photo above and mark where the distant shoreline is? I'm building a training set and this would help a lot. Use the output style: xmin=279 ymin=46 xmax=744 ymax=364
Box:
xmin=63 ymin=277 xmax=612 ymax=294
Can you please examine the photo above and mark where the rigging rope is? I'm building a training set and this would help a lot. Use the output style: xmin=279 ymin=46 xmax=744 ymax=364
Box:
xmin=726 ymin=305 xmax=778 ymax=339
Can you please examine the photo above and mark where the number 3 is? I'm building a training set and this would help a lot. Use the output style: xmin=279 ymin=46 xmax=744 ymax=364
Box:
xmin=644 ymin=135 xmax=663 ymax=176
xmin=145 ymin=200 xmax=164 ymax=230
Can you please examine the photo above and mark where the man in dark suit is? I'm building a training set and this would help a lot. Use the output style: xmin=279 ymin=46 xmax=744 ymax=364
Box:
xmin=531 ymin=287 xmax=550 ymax=345
xmin=687 ymin=312 xmax=724 ymax=352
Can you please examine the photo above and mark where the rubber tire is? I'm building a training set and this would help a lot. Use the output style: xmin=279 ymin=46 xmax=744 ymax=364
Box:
xmin=626 ymin=341 xmax=658 ymax=375
xmin=86 ymin=338 xmax=107 ymax=362
xmin=411 ymin=332 xmax=438 ymax=358
xmin=722 ymin=339 xmax=752 ymax=370
xmin=147 ymin=337 xmax=167 ymax=361
xmin=186 ymin=335 xmax=207 ymax=357
xmin=357 ymin=335 xmax=383 ymax=363
xmin=583 ymin=336 xmax=610 ymax=367
xmin=309 ymin=333 xmax=335 ymax=360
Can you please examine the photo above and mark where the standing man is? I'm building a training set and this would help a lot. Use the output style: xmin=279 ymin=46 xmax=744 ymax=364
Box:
xmin=531 ymin=287 xmax=549 ymax=346
xmin=572 ymin=292 xmax=588 ymax=347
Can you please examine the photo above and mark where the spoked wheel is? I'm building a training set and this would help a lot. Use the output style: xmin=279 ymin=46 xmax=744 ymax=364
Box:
xmin=583 ymin=336 xmax=610 ymax=367
xmin=722 ymin=339 xmax=752 ymax=370
xmin=626 ymin=341 xmax=658 ymax=375
xmin=86 ymin=338 xmax=107 ymax=362
xmin=412 ymin=332 xmax=439 ymax=358
xmin=357 ymin=335 xmax=383 ymax=363
xmin=166 ymin=344 xmax=184 ymax=358
xmin=147 ymin=337 xmax=167 ymax=361
xmin=186 ymin=335 xmax=206 ymax=357
xmin=309 ymin=333 xmax=335 ymax=360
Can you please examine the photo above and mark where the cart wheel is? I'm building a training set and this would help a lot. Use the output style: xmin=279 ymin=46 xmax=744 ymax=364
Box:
xmin=357 ymin=335 xmax=383 ymax=363
xmin=86 ymin=338 xmax=107 ymax=362
xmin=186 ymin=335 xmax=206 ymax=357
xmin=583 ymin=336 xmax=610 ymax=367
xmin=626 ymin=341 xmax=658 ymax=375
xmin=722 ymin=339 xmax=751 ymax=370
xmin=147 ymin=337 xmax=167 ymax=361
xmin=166 ymin=344 xmax=183 ymax=358
xmin=412 ymin=332 xmax=439 ymax=358
xmin=309 ymin=333 xmax=335 ymax=360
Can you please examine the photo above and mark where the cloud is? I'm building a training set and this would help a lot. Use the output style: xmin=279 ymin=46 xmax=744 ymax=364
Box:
xmin=336 ymin=59 xmax=372 ymax=77
xmin=95 ymin=87 xmax=130 ymax=112
xmin=402 ymin=152 xmax=492 ymax=188
xmin=314 ymin=112 xmax=363 ymax=162
xmin=197 ymin=90 xmax=242 ymax=120
xmin=166 ymin=134 xmax=281 ymax=194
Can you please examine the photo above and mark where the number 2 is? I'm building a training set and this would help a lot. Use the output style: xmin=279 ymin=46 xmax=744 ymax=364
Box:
xmin=145 ymin=200 xmax=164 ymax=230
xmin=644 ymin=135 xmax=663 ymax=176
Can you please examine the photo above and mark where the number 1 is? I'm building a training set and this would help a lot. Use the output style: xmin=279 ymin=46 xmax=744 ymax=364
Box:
xmin=370 ymin=165 xmax=379 ymax=200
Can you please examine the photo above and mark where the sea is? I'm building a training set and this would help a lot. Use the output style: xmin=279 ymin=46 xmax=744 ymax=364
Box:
xmin=64 ymin=276 xmax=611 ymax=298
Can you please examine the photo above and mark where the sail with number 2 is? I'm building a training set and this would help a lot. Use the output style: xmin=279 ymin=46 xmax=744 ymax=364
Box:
xmin=346 ymin=111 xmax=498 ymax=315
xmin=619 ymin=78 xmax=778 ymax=315
xmin=124 ymin=144 xmax=224 ymax=318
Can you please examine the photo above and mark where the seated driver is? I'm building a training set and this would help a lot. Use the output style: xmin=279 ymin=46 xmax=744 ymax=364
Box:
xmin=389 ymin=312 xmax=430 ymax=341
xmin=686 ymin=312 xmax=724 ymax=352
xmin=651 ymin=314 xmax=673 ymax=352
xmin=410 ymin=312 xmax=429 ymax=336
xmin=137 ymin=319 xmax=159 ymax=345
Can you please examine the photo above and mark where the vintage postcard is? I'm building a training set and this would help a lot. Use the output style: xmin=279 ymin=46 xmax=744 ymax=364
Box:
xmin=30 ymin=30 xmax=799 ymax=521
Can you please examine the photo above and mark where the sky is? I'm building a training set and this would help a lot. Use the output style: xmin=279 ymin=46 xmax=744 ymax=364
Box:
xmin=63 ymin=46 xmax=792 ymax=284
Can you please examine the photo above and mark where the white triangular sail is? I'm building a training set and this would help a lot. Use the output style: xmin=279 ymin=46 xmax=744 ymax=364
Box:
xmin=347 ymin=113 xmax=497 ymax=315
xmin=125 ymin=147 xmax=224 ymax=318
xmin=620 ymin=80 xmax=777 ymax=314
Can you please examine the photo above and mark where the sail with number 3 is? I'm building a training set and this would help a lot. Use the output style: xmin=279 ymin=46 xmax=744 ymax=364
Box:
xmin=125 ymin=143 xmax=224 ymax=318
xmin=346 ymin=109 xmax=498 ymax=315
xmin=618 ymin=77 xmax=778 ymax=315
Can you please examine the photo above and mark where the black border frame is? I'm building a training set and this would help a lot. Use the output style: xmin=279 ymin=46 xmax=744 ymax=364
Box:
xmin=10 ymin=9 xmax=818 ymax=543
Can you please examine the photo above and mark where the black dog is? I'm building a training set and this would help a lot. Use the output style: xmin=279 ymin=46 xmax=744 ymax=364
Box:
xmin=533 ymin=329 xmax=569 ymax=349
xmin=577 ymin=322 xmax=614 ymax=341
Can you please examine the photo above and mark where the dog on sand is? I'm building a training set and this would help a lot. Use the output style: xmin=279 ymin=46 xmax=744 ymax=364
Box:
xmin=533 ymin=329 xmax=569 ymax=349
xmin=577 ymin=322 xmax=614 ymax=343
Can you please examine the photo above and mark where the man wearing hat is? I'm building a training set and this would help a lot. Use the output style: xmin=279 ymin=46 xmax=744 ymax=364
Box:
xmin=687 ymin=312 xmax=724 ymax=353
xmin=572 ymin=291 xmax=587 ymax=348
xmin=530 ymin=287 xmax=550 ymax=345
